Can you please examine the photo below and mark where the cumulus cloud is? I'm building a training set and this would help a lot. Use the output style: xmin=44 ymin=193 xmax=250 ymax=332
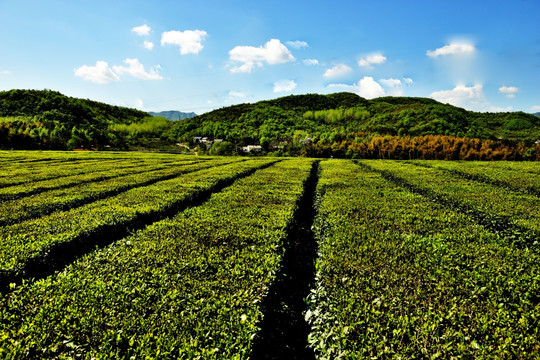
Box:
xmin=228 ymin=90 xmax=246 ymax=98
xmin=379 ymin=78 xmax=402 ymax=88
xmin=358 ymin=53 xmax=387 ymax=68
xmin=112 ymin=58 xmax=163 ymax=80
xmin=161 ymin=30 xmax=208 ymax=55
xmin=430 ymin=84 xmax=491 ymax=111
xmin=327 ymin=83 xmax=350 ymax=91
xmin=323 ymin=64 xmax=352 ymax=78
xmin=499 ymin=85 xmax=519 ymax=98
xmin=74 ymin=61 xmax=120 ymax=84
xmin=132 ymin=24 xmax=151 ymax=36
xmin=356 ymin=77 xmax=385 ymax=98
xmin=286 ymin=40 xmax=308 ymax=49
xmin=303 ymin=59 xmax=319 ymax=66
xmin=226 ymin=90 xmax=250 ymax=104
xmin=379 ymin=78 xmax=405 ymax=96
xmin=427 ymin=42 xmax=475 ymax=57
xmin=143 ymin=41 xmax=154 ymax=50
xmin=489 ymin=105 xmax=514 ymax=112
xmin=328 ymin=76 xmax=385 ymax=99
xmin=530 ymin=105 xmax=540 ymax=112
xmin=273 ymin=79 xmax=297 ymax=93
xmin=403 ymin=77 xmax=414 ymax=85
xmin=229 ymin=39 xmax=295 ymax=73
xmin=134 ymin=99 xmax=144 ymax=109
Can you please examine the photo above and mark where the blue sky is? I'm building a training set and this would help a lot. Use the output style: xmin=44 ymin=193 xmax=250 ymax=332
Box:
xmin=0 ymin=0 xmax=539 ymax=114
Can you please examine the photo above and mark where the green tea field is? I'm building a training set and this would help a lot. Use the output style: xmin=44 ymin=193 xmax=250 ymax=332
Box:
xmin=0 ymin=151 xmax=538 ymax=359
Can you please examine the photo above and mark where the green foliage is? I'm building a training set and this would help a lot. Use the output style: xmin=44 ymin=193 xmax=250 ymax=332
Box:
xmin=418 ymin=160 xmax=540 ymax=196
xmin=0 ymin=89 xmax=149 ymax=150
xmin=0 ymin=89 xmax=147 ymax=120
xmin=308 ymin=160 xmax=540 ymax=358
xmin=2 ymin=90 xmax=540 ymax=157
xmin=209 ymin=141 xmax=234 ymax=155
xmin=505 ymin=117 xmax=533 ymax=131
xmin=109 ymin=116 xmax=171 ymax=134
xmin=167 ymin=93 xmax=540 ymax=157
xmin=0 ymin=154 xmax=313 ymax=358
xmin=364 ymin=160 xmax=540 ymax=237
xmin=0 ymin=158 xmax=252 ymax=273
xmin=0 ymin=151 xmax=539 ymax=357
xmin=0 ymin=158 xmax=209 ymax=226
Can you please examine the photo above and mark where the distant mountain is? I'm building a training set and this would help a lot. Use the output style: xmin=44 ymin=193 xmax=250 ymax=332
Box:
xmin=149 ymin=110 xmax=197 ymax=121
xmin=534 ymin=112 xmax=540 ymax=118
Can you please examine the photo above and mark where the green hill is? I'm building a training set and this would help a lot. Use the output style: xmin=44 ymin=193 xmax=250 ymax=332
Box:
xmin=0 ymin=89 xmax=147 ymax=120
xmin=0 ymin=89 xmax=174 ymax=150
xmin=1 ymin=90 xmax=539 ymax=159
xmin=166 ymin=92 xmax=540 ymax=145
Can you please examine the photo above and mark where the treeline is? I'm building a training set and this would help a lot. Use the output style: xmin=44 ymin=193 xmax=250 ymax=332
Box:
xmin=0 ymin=89 xmax=174 ymax=150
xmin=300 ymin=134 xmax=540 ymax=161
xmin=169 ymin=92 xmax=540 ymax=148
xmin=1 ymin=89 xmax=540 ymax=160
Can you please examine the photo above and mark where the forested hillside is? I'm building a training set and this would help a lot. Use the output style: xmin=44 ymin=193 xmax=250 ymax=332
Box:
xmin=1 ymin=89 xmax=539 ymax=159
xmin=165 ymin=92 xmax=540 ymax=159
xmin=0 ymin=89 xmax=173 ymax=150
xmin=168 ymin=93 xmax=540 ymax=145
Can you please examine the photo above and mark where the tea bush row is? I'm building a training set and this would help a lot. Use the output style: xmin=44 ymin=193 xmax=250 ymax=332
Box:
xmin=0 ymin=159 xmax=268 ymax=278
xmin=0 ymin=159 xmax=314 ymax=359
xmin=307 ymin=160 xmax=540 ymax=358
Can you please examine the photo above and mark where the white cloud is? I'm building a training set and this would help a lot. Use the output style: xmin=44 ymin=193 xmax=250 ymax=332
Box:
xmin=327 ymin=83 xmax=353 ymax=91
xmin=74 ymin=61 xmax=120 ymax=84
xmin=328 ymin=76 xmax=385 ymax=99
xmin=530 ymin=105 xmax=540 ymax=112
xmin=132 ymin=24 xmax=151 ymax=36
xmin=377 ymin=77 xmax=415 ymax=96
xmin=134 ymin=99 xmax=144 ymax=109
xmin=143 ymin=41 xmax=154 ymax=50
xmin=488 ymin=105 xmax=514 ymax=112
xmin=286 ymin=40 xmax=308 ymax=49
xmin=356 ymin=77 xmax=385 ymax=98
xmin=161 ymin=30 xmax=208 ymax=55
xmin=303 ymin=59 xmax=319 ymax=66
xmin=228 ymin=90 xmax=246 ymax=98
xmin=427 ymin=42 xmax=475 ymax=57
xmin=379 ymin=78 xmax=404 ymax=96
xmin=112 ymin=58 xmax=163 ymax=80
xmin=430 ymin=84 xmax=490 ymax=111
xmin=229 ymin=39 xmax=295 ymax=73
xmin=499 ymin=85 xmax=519 ymax=98
xmin=226 ymin=90 xmax=250 ymax=104
xmin=0 ymin=70 xmax=10 ymax=75
xmin=323 ymin=64 xmax=352 ymax=78
xmin=358 ymin=53 xmax=387 ymax=68
xmin=379 ymin=78 xmax=402 ymax=88
xmin=273 ymin=79 xmax=297 ymax=93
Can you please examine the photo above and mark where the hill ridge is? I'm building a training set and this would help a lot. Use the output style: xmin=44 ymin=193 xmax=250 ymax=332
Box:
xmin=1 ymin=89 xmax=540 ymax=159
xmin=168 ymin=92 xmax=540 ymax=145
xmin=148 ymin=110 xmax=197 ymax=121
